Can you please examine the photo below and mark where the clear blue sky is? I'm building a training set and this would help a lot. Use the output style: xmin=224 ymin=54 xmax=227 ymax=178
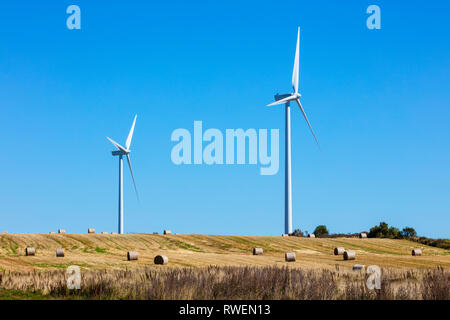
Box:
xmin=0 ymin=1 xmax=449 ymax=238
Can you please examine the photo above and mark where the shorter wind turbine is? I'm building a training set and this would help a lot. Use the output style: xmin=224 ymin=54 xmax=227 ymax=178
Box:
xmin=107 ymin=115 xmax=139 ymax=234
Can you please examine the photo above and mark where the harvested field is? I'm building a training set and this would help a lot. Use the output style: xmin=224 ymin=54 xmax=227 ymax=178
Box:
xmin=0 ymin=234 xmax=448 ymax=272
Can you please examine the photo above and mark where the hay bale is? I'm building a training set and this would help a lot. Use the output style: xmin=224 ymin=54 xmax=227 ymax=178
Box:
xmin=334 ymin=247 xmax=345 ymax=255
xmin=344 ymin=250 xmax=356 ymax=260
xmin=88 ymin=228 xmax=95 ymax=234
xmin=127 ymin=251 xmax=138 ymax=261
xmin=285 ymin=252 xmax=296 ymax=262
xmin=154 ymin=255 xmax=168 ymax=265
xmin=56 ymin=248 xmax=65 ymax=257
xmin=281 ymin=234 xmax=289 ymax=237
xmin=352 ymin=264 xmax=364 ymax=270
xmin=101 ymin=232 xmax=108 ymax=234
xmin=412 ymin=249 xmax=422 ymax=256
xmin=163 ymin=230 xmax=172 ymax=235
xmin=25 ymin=247 xmax=35 ymax=256
xmin=49 ymin=231 xmax=56 ymax=234
xmin=253 ymin=248 xmax=263 ymax=255
xmin=307 ymin=234 xmax=315 ymax=238
xmin=359 ymin=232 xmax=368 ymax=238
xmin=58 ymin=229 xmax=66 ymax=234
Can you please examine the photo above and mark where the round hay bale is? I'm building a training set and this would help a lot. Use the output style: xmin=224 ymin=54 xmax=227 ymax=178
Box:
xmin=344 ymin=250 xmax=356 ymax=260
xmin=412 ymin=249 xmax=422 ymax=256
xmin=163 ymin=230 xmax=172 ymax=235
xmin=101 ymin=232 xmax=108 ymax=234
xmin=281 ymin=234 xmax=289 ymax=237
xmin=49 ymin=231 xmax=56 ymax=234
xmin=285 ymin=252 xmax=296 ymax=262
xmin=58 ymin=229 xmax=66 ymax=234
xmin=307 ymin=234 xmax=315 ymax=238
xmin=56 ymin=248 xmax=65 ymax=257
xmin=334 ymin=247 xmax=345 ymax=255
xmin=253 ymin=248 xmax=263 ymax=255
xmin=25 ymin=247 xmax=35 ymax=256
xmin=359 ymin=232 xmax=368 ymax=238
xmin=88 ymin=228 xmax=95 ymax=234
xmin=352 ymin=264 xmax=364 ymax=271
xmin=127 ymin=251 xmax=138 ymax=261
xmin=154 ymin=255 xmax=168 ymax=265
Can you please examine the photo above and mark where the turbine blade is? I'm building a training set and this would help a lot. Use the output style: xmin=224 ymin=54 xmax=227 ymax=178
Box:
xmin=125 ymin=115 xmax=137 ymax=150
xmin=267 ymin=94 xmax=297 ymax=107
xmin=107 ymin=137 xmax=127 ymax=153
xmin=292 ymin=27 xmax=300 ymax=94
xmin=126 ymin=154 xmax=139 ymax=202
xmin=295 ymin=99 xmax=321 ymax=150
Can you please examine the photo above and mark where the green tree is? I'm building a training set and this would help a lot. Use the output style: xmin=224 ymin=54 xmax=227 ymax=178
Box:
xmin=400 ymin=227 xmax=417 ymax=238
xmin=313 ymin=225 xmax=329 ymax=237
xmin=369 ymin=222 xmax=389 ymax=238
xmin=388 ymin=227 xmax=401 ymax=239
xmin=369 ymin=222 xmax=406 ymax=239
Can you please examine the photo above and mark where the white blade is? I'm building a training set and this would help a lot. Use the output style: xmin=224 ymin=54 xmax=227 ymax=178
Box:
xmin=126 ymin=154 xmax=139 ymax=201
xmin=292 ymin=27 xmax=300 ymax=94
xmin=107 ymin=137 xmax=127 ymax=153
xmin=125 ymin=115 xmax=137 ymax=150
xmin=267 ymin=94 xmax=297 ymax=107
xmin=295 ymin=99 xmax=321 ymax=150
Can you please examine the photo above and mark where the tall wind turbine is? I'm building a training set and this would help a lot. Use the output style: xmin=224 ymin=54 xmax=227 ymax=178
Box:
xmin=107 ymin=115 xmax=139 ymax=234
xmin=267 ymin=27 xmax=320 ymax=235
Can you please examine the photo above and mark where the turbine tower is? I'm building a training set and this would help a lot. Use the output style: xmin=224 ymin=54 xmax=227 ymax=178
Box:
xmin=107 ymin=115 xmax=139 ymax=234
xmin=267 ymin=27 xmax=320 ymax=235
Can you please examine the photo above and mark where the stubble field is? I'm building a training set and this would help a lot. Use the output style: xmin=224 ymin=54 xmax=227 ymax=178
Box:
xmin=0 ymin=233 xmax=448 ymax=299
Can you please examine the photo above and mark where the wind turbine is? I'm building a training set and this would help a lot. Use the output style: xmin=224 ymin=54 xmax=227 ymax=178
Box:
xmin=107 ymin=115 xmax=139 ymax=234
xmin=267 ymin=27 xmax=320 ymax=235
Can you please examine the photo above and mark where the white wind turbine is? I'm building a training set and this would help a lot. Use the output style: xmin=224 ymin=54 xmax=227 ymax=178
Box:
xmin=267 ymin=27 xmax=320 ymax=235
xmin=107 ymin=115 xmax=139 ymax=234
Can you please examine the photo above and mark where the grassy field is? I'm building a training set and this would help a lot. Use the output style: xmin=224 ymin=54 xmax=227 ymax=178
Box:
xmin=0 ymin=233 xmax=448 ymax=272
xmin=0 ymin=265 xmax=448 ymax=300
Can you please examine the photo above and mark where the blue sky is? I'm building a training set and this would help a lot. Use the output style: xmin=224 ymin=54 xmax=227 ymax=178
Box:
xmin=0 ymin=1 xmax=449 ymax=238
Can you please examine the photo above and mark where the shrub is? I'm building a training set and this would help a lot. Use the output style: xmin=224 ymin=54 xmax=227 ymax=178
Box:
xmin=291 ymin=229 xmax=304 ymax=237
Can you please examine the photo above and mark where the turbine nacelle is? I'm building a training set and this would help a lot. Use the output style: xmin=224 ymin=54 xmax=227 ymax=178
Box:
xmin=267 ymin=92 xmax=301 ymax=107
xmin=112 ymin=150 xmax=130 ymax=156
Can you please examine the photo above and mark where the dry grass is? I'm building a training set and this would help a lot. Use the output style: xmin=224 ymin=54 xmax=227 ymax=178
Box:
xmin=0 ymin=234 xmax=448 ymax=272
xmin=0 ymin=266 xmax=448 ymax=300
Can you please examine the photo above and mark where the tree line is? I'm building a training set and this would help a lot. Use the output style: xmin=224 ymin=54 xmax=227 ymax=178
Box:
xmin=291 ymin=222 xmax=449 ymax=250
